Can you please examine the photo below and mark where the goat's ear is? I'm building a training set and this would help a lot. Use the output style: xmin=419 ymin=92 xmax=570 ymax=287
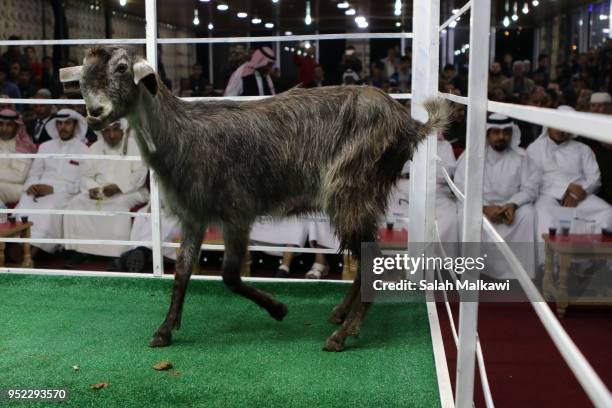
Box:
xmin=133 ymin=59 xmax=158 ymax=96
xmin=59 ymin=66 xmax=83 ymax=83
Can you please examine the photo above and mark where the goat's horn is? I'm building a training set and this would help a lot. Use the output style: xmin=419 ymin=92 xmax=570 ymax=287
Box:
xmin=59 ymin=66 xmax=83 ymax=83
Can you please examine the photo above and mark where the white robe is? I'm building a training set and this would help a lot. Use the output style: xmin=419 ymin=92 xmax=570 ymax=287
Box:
xmin=129 ymin=203 xmax=181 ymax=261
xmin=308 ymin=215 xmax=340 ymax=250
xmin=526 ymin=136 xmax=612 ymax=239
xmin=15 ymin=137 xmax=89 ymax=253
xmin=0 ymin=137 xmax=31 ymax=204
xmin=390 ymin=140 xmax=459 ymax=242
xmin=455 ymin=145 xmax=539 ymax=278
xmin=63 ymin=137 xmax=149 ymax=257
xmin=249 ymin=218 xmax=309 ymax=256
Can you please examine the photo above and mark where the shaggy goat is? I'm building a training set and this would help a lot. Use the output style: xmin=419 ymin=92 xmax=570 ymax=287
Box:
xmin=60 ymin=46 xmax=448 ymax=352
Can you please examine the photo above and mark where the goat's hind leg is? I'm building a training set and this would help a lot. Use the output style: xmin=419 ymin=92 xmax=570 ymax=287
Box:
xmin=328 ymin=274 xmax=360 ymax=324
xmin=222 ymin=224 xmax=288 ymax=321
xmin=150 ymin=223 xmax=204 ymax=347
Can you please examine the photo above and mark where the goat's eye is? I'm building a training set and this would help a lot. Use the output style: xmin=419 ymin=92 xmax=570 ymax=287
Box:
xmin=116 ymin=63 xmax=128 ymax=73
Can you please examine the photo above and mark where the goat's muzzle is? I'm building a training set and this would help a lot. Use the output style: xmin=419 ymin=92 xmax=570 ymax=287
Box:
xmin=86 ymin=115 xmax=107 ymax=130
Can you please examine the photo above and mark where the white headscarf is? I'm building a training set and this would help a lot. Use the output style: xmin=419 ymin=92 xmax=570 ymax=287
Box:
xmin=536 ymin=105 xmax=576 ymax=141
xmin=44 ymin=108 xmax=89 ymax=142
xmin=486 ymin=113 xmax=521 ymax=151
xmin=94 ymin=118 xmax=130 ymax=155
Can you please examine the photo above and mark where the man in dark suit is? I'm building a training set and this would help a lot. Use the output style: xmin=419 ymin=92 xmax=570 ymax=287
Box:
xmin=25 ymin=89 xmax=54 ymax=144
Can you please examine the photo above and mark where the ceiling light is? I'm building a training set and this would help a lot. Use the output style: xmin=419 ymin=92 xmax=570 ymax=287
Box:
xmin=449 ymin=20 xmax=457 ymax=28
xmin=285 ymin=31 xmax=293 ymax=35
xmin=395 ymin=22 xmax=401 ymax=27
xmin=522 ymin=3 xmax=529 ymax=14
xmin=305 ymin=1 xmax=313 ymax=25
xmin=337 ymin=2 xmax=349 ymax=9
xmin=237 ymin=12 xmax=247 ymax=18
xmin=394 ymin=0 xmax=402 ymax=16
xmin=531 ymin=0 xmax=539 ymax=6
xmin=217 ymin=4 xmax=228 ymax=11
xmin=119 ymin=0 xmax=127 ymax=6
xmin=265 ymin=22 xmax=274 ymax=28
xmin=208 ymin=22 xmax=213 ymax=30
xmin=503 ymin=16 xmax=510 ymax=27
xmin=345 ymin=8 xmax=356 ymax=16
xmin=251 ymin=17 xmax=262 ymax=24
xmin=193 ymin=9 xmax=199 ymax=26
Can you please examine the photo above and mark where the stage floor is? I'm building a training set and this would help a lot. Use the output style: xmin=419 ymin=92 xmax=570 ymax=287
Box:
xmin=0 ymin=274 xmax=439 ymax=407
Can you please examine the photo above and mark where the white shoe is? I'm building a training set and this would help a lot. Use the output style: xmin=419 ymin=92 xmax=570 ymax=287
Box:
xmin=305 ymin=262 xmax=329 ymax=279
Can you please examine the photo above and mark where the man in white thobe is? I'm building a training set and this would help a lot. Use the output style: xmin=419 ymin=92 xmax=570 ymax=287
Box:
xmin=527 ymin=105 xmax=612 ymax=240
xmin=15 ymin=109 xmax=89 ymax=254
xmin=118 ymin=202 xmax=181 ymax=272
xmin=0 ymin=109 xmax=35 ymax=204
xmin=63 ymin=119 xmax=149 ymax=267
xmin=455 ymin=114 xmax=539 ymax=278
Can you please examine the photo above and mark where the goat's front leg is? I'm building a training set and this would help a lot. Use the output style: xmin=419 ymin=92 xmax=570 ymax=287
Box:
xmin=149 ymin=223 xmax=204 ymax=347
xmin=222 ymin=223 xmax=288 ymax=321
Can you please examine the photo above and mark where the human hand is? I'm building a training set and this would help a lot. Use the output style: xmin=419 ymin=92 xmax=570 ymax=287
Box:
xmin=103 ymin=184 xmax=121 ymax=198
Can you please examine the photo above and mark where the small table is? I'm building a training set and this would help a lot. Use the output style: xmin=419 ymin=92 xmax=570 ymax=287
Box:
xmin=0 ymin=221 xmax=34 ymax=268
xmin=542 ymin=233 xmax=612 ymax=317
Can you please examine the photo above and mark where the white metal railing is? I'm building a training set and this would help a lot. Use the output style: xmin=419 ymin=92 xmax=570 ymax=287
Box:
xmin=438 ymin=150 xmax=612 ymax=408
xmin=439 ymin=1 xmax=472 ymax=32
xmin=0 ymin=32 xmax=412 ymax=47
xmin=433 ymin=221 xmax=495 ymax=408
xmin=0 ymin=94 xmax=413 ymax=106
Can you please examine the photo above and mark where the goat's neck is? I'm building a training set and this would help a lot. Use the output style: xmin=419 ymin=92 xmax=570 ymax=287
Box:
xmin=126 ymin=85 xmax=184 ymax=174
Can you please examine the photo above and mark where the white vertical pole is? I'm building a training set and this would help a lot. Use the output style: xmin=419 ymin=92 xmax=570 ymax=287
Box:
xmin=145 ymin=0 xmax=164 ymax=277
xmin=489 ymin=26 xmax=496 ymax=65
xmin=208 ymin=30 xmax=214 ymax=85
xmin=409 ymin=1 xmax=439 ymax=245
xmin=455 ymin=0 xmax=491 ymax=407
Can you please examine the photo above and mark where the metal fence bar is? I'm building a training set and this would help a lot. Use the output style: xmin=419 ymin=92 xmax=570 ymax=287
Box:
xmin=1 ymin=209 xmax=149 ymax=217
xmin=409 ymin=0 xmax=440 ymax=246
xmin=157 ymin=32 xmax=413 ymax=45
xmin=0 ymin=94 xmax=413 ymax=106
xmin=439 ymin=1 xmax=472 ymax=32
xmin=0 ymin=153 xmax=142 ymax=161
xmin=488 ymin=100 xmax=612 ymax=145
xmin=454 ymin=0 xmax=491 ymax=406
xmin=144 ymin=0 xmax=163 ymax=278
xmin=481 ymin=220 xmax=612 ymax=408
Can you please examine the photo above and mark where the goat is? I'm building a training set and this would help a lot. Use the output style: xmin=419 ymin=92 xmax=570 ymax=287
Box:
xmin=60 ymin=46 xmax=448 ymax=352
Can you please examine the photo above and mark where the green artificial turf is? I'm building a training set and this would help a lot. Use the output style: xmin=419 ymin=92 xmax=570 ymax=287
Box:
xmin=0 ymin=274 xmax=440 ymax=407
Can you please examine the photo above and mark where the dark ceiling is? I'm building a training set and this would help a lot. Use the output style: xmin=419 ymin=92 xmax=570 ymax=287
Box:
xmin=107 ymin=0 xmax=596 ymax=35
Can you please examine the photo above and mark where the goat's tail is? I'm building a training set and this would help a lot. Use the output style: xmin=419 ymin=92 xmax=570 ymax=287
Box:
xmin=416 ymin=98 xmax=451 ymax=139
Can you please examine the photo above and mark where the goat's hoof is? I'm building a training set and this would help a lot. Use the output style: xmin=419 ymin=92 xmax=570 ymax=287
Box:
xmin=149 ymin=331 xmax=172 ymax=348
xmin=268 ymin=302 xmax=288 ymax=321
xmin=323 ymin=336 xmax=345 ymax=352
xmin=328 ymin=309 xmax=347 ymax=325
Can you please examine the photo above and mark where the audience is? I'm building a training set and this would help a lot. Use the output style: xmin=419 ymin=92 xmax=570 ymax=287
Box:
xmin=25 ymin=89 xmax=54 ymax=144
xmin=527 ymin=106 xmax=612 ymax=242
xmin=15 ymin=109 xmax=89 ymax=256
xmin=224 ymin=47 xmax=276 ymax=97
xmin=455 ymin=114 xmax=539 ymax=278
xmin=2 ymin=36 xmax=612 ymax=278
xmin=62 ymin=119 xmax=149 ymax=270
xmin=0 ymin=109 xmax=36 ymax=205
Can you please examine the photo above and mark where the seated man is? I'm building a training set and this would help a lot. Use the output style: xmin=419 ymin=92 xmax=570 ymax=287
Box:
xmin=63 ymin=119 xmax=149 ymax=269
xmin=119 ymin=201 xmax=181 ymax=272
xmin=527 ymin=105 xmax=612 ymax=239
xmin=15 ymin=109 xmax=89 ymax=255
xmin=455 ymin=114 xmax=539 ymax=278
xmin=0 ymin=109 xmax=36 ymax=204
